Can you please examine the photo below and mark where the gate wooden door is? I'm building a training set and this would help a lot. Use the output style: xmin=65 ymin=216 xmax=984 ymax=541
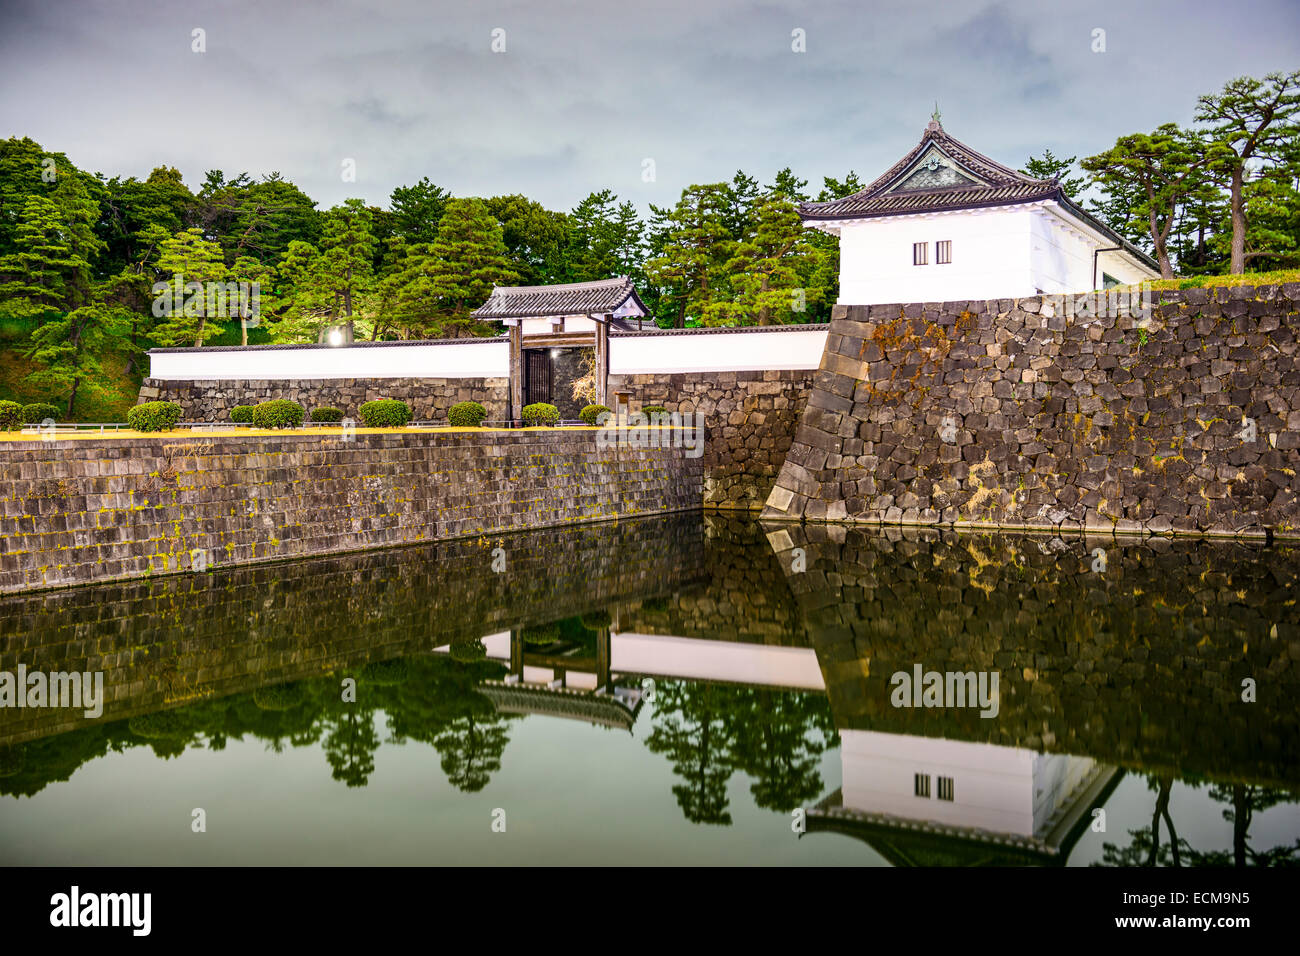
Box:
xmin=523 ymin=349 xmax=552 ymax=407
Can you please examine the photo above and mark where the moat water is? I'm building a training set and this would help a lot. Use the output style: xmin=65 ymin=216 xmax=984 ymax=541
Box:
xmin=1 ymin=513 xmax=1297 ymax=866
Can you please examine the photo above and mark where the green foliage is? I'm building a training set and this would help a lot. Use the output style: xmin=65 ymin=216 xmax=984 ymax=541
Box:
xmin=150 ymin=227 xmax=230 ymax=347
xmin=127 ymin=401 xmax=182 ymax=432
xmin=641 ymin=404 xmax=668 ymax=417
xmin=23 ymin=302 xmax=132 ymax=417
xmin=20 ymin=402 xmax=59 ymax=423
xmin=358 ymin=398 xmax=411 ymax=427
xmin=0 ymin=400 xmax=21 ymax=430
xmin=522 ymin=623 xmax=562 ymax=644
xmin=448 ymin=640 xmax=487 ymax=663
xmin=309 ymin=406 xmax=344 ymax=423
xmin=1020 ymin=148 xmax=1087 ymax=198
xmin=521 ymin=402 xmax=559 ymax=426
xmin=253 ymin=682 xmax=308 ymax=711
xmin=229 ymin=404 xmax=254 ymax=423
xmin=375 ymin=198 xmax=517 ymax=340
xmin=579 ymin=403 xmax=610 ymax=425
xmin=360 ymin=659 xmax=410 ymax=686
xmin=1083 ymin=124 xmax=1210 ymax=279
xmin=251 ymin=399 xmax=304 ymax=429
xmin=390 ymin=177 xmax=450 ymax=245
xmin=447 ymin=400 xmax=487 ymax=427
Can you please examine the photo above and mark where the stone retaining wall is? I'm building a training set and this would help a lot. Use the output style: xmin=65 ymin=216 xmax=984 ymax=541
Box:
xmin=763 ymin=284 xmax=1300 ymax=537
xmin=0 ymin=430 xmax=702 ymax=592
xmin=608 ymin=369 xmax=815 ymax=510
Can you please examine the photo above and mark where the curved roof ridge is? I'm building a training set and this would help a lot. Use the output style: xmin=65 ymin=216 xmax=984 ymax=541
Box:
xmin=801 ymin=125 xmax=1057 ymax=220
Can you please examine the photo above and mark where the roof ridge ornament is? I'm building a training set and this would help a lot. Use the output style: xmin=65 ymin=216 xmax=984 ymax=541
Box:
xmin=927 ymin=102 xmax=943 ymax=133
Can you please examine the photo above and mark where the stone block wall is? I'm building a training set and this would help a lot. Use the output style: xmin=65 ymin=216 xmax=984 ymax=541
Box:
xmin=0 ymin=430 xmax=702 ymax=593
xmin=764 ymin=284 xmax=1300 ymax=537
xmin=608 ymin=368 xmax=815 ymax=510
xmin=138 ymin=376 xmax=510 ymax=423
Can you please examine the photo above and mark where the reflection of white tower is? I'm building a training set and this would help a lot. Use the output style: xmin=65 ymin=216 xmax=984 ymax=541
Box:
xmin=810 ymin=730 xmax=1120 ymax=864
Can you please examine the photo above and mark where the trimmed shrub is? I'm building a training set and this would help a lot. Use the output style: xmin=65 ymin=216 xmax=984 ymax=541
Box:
xmin=448 ymin=400 xmax=488 ymax=427
xmin=253 ymin=682 xmax=307 ymax=711
xmin=21 ymin=402 xmax=60 ymax=424
xmin=251 ymin=399 xmax=304 ymax=429
xmin=521 ymin=402 xmax=559 ymax=426
xmin=0 ymin=400 xmax=22 ymax=431
xmin=360 ymin=658 xmax=410 ymax=685
xmin=358 ymin=398 xmax=411 ymax=427
xmin=522 ymin=623 xmax=562 ymax=645
xmin=579 ymin=403 xmax=610 ymax=425
xmin=230 ymin=404 xmax=255 ymax=423
xmin=641 ymin=404 xmax=668 ymax=416
xmin=449 ymin=640 xmax=486 ymax=663
xmin=127 ymin=401 xmax=183 ymax=432
xmin=310 ymin=406 xmax=344 ymax=423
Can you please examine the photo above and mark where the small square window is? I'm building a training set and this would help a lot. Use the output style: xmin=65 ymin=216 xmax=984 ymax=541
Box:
xmin=938 ymin=777 xmax=955 ymax=801
xmin=912 ymin=242 xmax=928 ymax=266
xmin=937 ymin=240 xmax=952 ymax=264
xmin=914 ymin=773 xmax=931 ymax=798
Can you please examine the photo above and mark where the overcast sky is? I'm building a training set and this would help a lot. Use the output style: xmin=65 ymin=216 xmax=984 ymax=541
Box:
xmin=2 ymin=0 xmax=1297 ymax=213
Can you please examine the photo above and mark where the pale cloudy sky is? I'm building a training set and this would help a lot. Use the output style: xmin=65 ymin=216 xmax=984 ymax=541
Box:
xmin=1 ymin=0 xmax=1297 ymax=212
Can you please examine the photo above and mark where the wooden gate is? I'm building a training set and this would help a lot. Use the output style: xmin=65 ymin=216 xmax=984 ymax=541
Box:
xmin=523 ymin=349 xmax=552 ymax=407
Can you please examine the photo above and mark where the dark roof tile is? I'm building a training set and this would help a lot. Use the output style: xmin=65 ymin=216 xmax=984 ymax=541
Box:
xmin=472 ymin=276 xmax=647 ymax=319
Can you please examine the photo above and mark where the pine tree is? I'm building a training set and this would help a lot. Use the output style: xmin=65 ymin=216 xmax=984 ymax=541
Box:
xmin=314 ymin=199 xmax=376 ymax=328
xmin=1082 ymin=125 xmax=1210 ymax=279
xmin=1196 ymin=71 xmax=1300 ymax=273
xmin=0 ymin=195 xmax=93 ymax=318
xmin=416 ymin=198 xmax=518 ymax=335
xmin=151 ymin=227 xmax=229 ymax=347
xmin=24 ymin=302 xmax=131 ymax=417
xmin=704 ymin=195 xmax=821 ymax=326
xmin=645 ymin=184 xmax=735 ymax=328
xmin=390 ymin=177 xmax=450 ymax=245
xmin=1020 ymin=149 xmax=1086 ymax=198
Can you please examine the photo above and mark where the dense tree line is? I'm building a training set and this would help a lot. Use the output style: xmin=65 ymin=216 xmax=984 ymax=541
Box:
xmin=0 ymin=72 xmax=1296 ymax=417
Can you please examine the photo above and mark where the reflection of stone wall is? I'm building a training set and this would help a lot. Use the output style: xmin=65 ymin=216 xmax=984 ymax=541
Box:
xmin=0 ymin=514 xmax=706 ymax=745
xmin=766 ymin=522 xmax=1300 ymax=786
xmin=608 ymin=369 xmax=814 ymax=511
xmin=619 ymin=515 xmax=805 ymax=645
xmin=138 ymin=376 xmax=510 ymax=423
xmin=764 ymin=285 xmax=1300 ymax=537
xmin=0 ymin=430 xmax=703 ymax=592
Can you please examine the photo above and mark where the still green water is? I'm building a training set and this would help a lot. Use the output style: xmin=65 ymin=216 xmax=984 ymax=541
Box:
xmin=1 ymin=513 xmax=1297 ymax=866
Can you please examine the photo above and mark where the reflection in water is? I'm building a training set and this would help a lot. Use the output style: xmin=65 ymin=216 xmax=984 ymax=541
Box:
xmin=1 ymin=513 xmax=1296 ymax=865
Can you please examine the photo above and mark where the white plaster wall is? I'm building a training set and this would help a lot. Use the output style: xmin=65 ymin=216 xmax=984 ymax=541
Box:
xmin=1029 ymin=204 xmax=1155 ymax=292
xmin=520 ymin=316 xmax=599 ymax=334
xmin=148 ymin=327 xmax=827 ymax=381
xmin=609 ymin=329 xmax=827 ymax=373
xmin=838 ymin=729 xmax=1038 ymax=836
xmin=834 ymin=206 xmax=1037 ymax=304
xmin=831 ymin=202 xmax=1157 ymax=305
xmin=610 ymin=633 xmax=826 ymax=690
xmin=148 ymin=340 xmax=510 ymax=381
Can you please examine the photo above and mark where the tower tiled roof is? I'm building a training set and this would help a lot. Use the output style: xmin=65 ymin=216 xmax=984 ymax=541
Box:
xmin=471 ymin=276 xmax=647 ymax=319
xmin=799 ymin=122 xmax=1059 ymax=221
xmin=800 ymin=120 xmax=1159 ymax=271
